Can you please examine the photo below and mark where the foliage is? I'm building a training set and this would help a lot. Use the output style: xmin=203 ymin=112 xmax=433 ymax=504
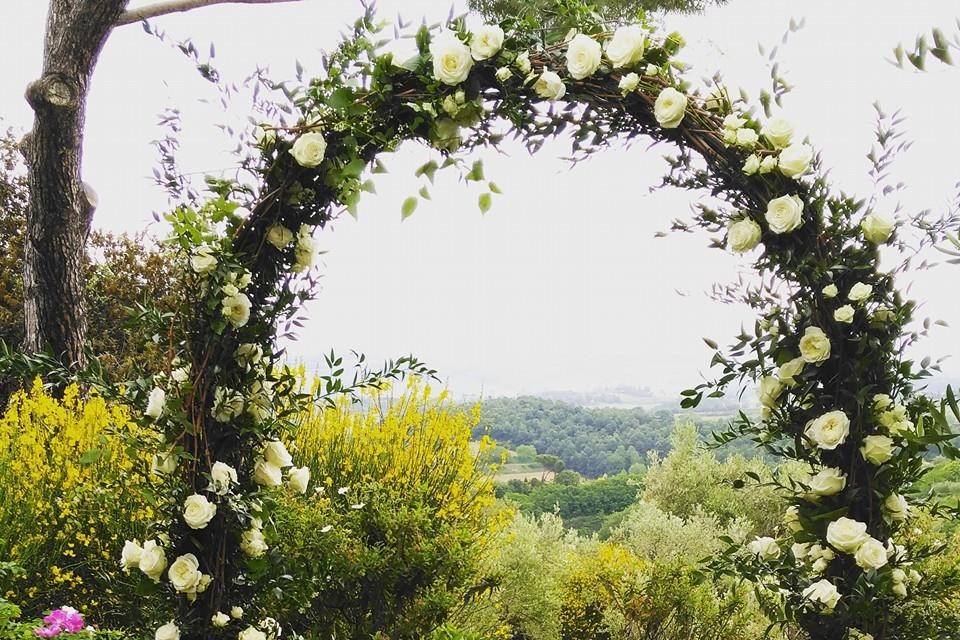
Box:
xmin=0 ymin=126 xmax=184 ymax=394
xmin=0 ymin=598 xmax=124 ymax=640
xmin=499 ymin=473 xmax=642 ymax=535
xmin=0 ymin=383 xmax=158 ymax=630
xmin=255 ymin=379 xmax=505 ymax=639
xmin=892 ymin=20 xmax=959 ymax=70
xmin=470 ymin=0 xmax=728 ymax=27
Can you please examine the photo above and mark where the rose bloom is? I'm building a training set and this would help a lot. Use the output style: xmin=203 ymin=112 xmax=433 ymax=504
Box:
xmin=263 ymin=440 xmax=293 ymax=467
xmin=210 ymin=461 xmax=238 ymax=494
xmin=289 ymin=132 xmax=327 ymax=168
xmin=861 ymin=211 xmax=895 ymax=244
xmin=742 ymin=154 xmax=760 ymax=175
xmin=565 ymin=33 xmax=602 ymax=79
xmin=253 ymin=458 xmax=283 ymax=487
xmin=783 ymin=505 xmax=803 ymax=532
xmin=190 ymin=245 xmax=217 ymax=274
xmin=834 ymin=304 xmax=855 ymax=324
xmin=469 ymin=24 xmax=504 ymax=60
xmin=618 ymin=72 xmax=639 ymax=93
xmin=211 ymin=612 xmax=230 ymax=628
xmin=288 ymin=466 xmax=311 ymax=494
xmin=735 ymin=127 xmax=759 ymax=149
xmin=138 ymin=539 xmax=167 ymax=582
xmin=884 ymin=493 xmax=910 ymax=521
xmin=778 ymin=143 xmax=813 ymax=178
xmin=777 ymin=357 xmax=805 ymax=386
xmin=764 ymin=194 xmax=804 ymax=233
xmin=183 ymin=494 xmax=218 ymax=529
xmin=861 ymin=434 xmax=895 ymax=465
xmin=239 ymin=627 xmax=267 ymax=640
xmin=826 ymin=517 xmax=870 ymax=553
xmin=760 ymin=116 xmax=793 ymax=149
xmin=728 ymin=218 xmax=762 ymax=253
xmin=848 ymin=282 xmax=873 ymax=302
xmin=747 ymin=536 xmax=780 ymax=560
xmin=805 ymin=410 xmax=850 ymax=450
xmin=802 ymin=579 xmax=840 ymax=610
xmin=822 ymin=283 xmax=838 ymax=298
xmin=222 ymin=292 xmax=252 ymax=328
xmin=757 ymin=376 xmax=783 ymax=408
xmin=430 ymin=32 xmax=473 ymax=85
xmin=605 ymin=25 xmax=646 ymax=68
xmin=654 ymin=87 xmax=687 ymax=128
xmin=155 ymin=622 xmax=180 ymax=640
xmin=533 ymin=70 xmax=566 ymax=101
xmin=168 ymin=553 xmax=203 ymax=594
xmin=798 ymin=326 xmax=831 ymax=363
xmin=145 ymin=387 xmax=166 ymax=419
xmin=854 ymin=536 xmax=888 ymax=570
xmin=266 ymin=224 xmax=294 ymax=249
xmin=807 ymin=466 xmax=846 ymax=497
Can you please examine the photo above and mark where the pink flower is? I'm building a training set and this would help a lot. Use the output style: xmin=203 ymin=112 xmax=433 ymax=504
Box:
xmin=34 ymin=606 xmax=85 ymax=637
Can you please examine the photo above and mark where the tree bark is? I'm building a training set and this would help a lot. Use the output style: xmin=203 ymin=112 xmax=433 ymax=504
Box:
xmin=22 ymin=0 xmax=129 ymax=366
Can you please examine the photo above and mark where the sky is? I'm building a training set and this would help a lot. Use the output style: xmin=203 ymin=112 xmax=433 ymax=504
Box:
xmin=1 ymin=0 xmax=959 ymax=399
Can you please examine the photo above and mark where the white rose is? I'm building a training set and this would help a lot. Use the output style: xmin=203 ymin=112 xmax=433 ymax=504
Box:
xmin=138 ymin=539 xmax=167 ymax=582
xmin=805 ymin=410 xmax=850 ymax=450
xmin=240 ymin=528 xmax=268 ymax=559
xmin=807 ymin=466 xmax=846 ymax=497
xmin=778 ymin=143 xmax=813 ymax=178
xmin=239 ymin=627 xmax=267 ymax=640
xmin=742 ymin=154 xmax=760 ymax=175
xmin=760 ymin=116 xmax=793 ymax=149
xmin=263 ymin=440 xmax=293 ymax=468
xmin=783 ymin=505 xmax=803 ymax=532
xmin=289 ymin=132 xmax=327 ymax=168
xmin=183 ymin=494 xmax=217 ymax=529
xmin=826 ymin=517 xmax=870 ymax=553
xmin=171 ymin=365 xmax=190 ymax=384
xmin=861 ymin=435 xmax=895 ymax=465
xmin=430 ymin=32 xmax=473 ymax=85
xmin=654 ymin=87 xmax=687 ymax=128
xmin=145 ymin=387 xmax=166 ymax=419
xmin=791 ymin=542 xmax=810 ymax=560
xmin=848 ymin=282 xmax=873 ymax=303
xmin=470 ymin=25 xmax=504 ymax=61
xmin=155 ymin=622 xmax=180 ymax=640
xmin=735 ymin=128 xmax=759 ymax=148
xmin=822 ymin=284 xmax=838 ymax=298
xmin=190 ymin=246 xmax=218 ymax=275
xmin=834 ymin=305 xmax=855 ymax=324
xmin=747 ymin=536 xmax=780 ymax=561
xmin=293 ymin=227 xmax=319 ymax=273
xmin=728 ymin=218 xmax=762 ymax=253
xmin=288 ymin=466 xmax=311 ymax=494
xmin=253 ymin=458 xmax=283 ymax=487
xmin=861 ymin=211 xmax=895 ymax=244
xmin=764 ymin=194 xmax=804 ymax=234
xmin=618 ymin=72 xmax=639 ymax=93
xmin=534 ymin=70 xmax=566 ymax=100
xmin=495 ymin=66 xmax=512 ymax=82
xmin=892 ymin=581 xmax=908 ymax=598
xmin=873 ymin=394 xmax=894 ymax=411
xmin=605 ymin=25 xmax=646 ymax=68
xmin=222 ymin=292 xmax=251 ymax=328
xmin=884 ymin=493 xmax=909 ymax=521
xmin=565 ymin=33 xmax=602 ymax=79
xmin=759 ymin=155 xmax=778 ymax=174
xmin=799 ymin=326 xmax=831 ymax=364
xmin=802 ymin=579 xmax=840 ymax=610
xmin=168 ymin=553 xmax=202 ymax=594
xmin=854 ymin=537 xmax=888 ymax=570
xmin=209 ymin=461 xmax=238 ymax=495
xmin=120 ymin=539 xmax=143 ymax=572
xmin=231 ymin=607 xmax=244 ymax=619
xmin=723 ymin=114 xmax=746 ymax=130
xmin=266 ymin=224 xmax=294 ymax=249
xmin=212 ymin=612 xmax=230 ymax=628
xmin=777 ymin=357 xmax=805 ymax=386
xmin=757 ymin=376 xmax=784 ymax=408
xmin=515 ymin=51 xmax=531 ymax=74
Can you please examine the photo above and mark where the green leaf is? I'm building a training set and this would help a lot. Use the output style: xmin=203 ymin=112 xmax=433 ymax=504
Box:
xmin=478 ymin=192 xmax=492 ymax=214
xmin=415 ymin=160 xmax=439 ymax=183
xmin=419 ymin=186 xmax=432 ymax=200
xmin=466 ymin=160 xmax=485 ymax=182
xmin=327 ymin=88 xmax=355 ymax=111
xmin=79 ymin=448 xmax=103 ymax=465
xmin=401 ymin=197 xmax=418 ymax=220
xmin=488 ymin=181 xmax=502 ymax=194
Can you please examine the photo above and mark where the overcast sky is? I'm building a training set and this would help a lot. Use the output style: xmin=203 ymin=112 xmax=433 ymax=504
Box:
xmin=2 ymin=0 xmax=959 ymax=398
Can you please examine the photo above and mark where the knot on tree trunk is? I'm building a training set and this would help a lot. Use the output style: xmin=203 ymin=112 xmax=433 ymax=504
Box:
xmin=25 ymin=74 xmax=81 ymax=111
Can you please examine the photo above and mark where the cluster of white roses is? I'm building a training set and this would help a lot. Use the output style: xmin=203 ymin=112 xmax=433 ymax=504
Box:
xmin=266 ymin=221 xmax=319 ymax=273
xmin=154 ymin=611 xmax=279 ymax=640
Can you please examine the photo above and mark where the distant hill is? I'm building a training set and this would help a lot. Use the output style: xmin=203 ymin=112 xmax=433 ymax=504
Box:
xmin=473 ymin=396 xmax=756 ymax=478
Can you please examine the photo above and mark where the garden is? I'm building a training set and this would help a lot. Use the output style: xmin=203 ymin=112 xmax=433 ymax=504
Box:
xmin=1 ymin=0 xmax=960 ymax=639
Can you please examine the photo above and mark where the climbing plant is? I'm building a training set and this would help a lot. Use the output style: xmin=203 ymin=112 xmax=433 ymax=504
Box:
xmin=102 ymin=2 xmax=960 ymax=640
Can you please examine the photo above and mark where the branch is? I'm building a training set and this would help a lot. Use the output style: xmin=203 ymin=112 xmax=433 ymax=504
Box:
xmin=115 ymin=0 xmax=303 ymax=26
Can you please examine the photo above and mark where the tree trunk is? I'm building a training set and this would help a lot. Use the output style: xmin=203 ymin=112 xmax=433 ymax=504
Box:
xmin=21 ymin=0 xmax=129 ymax=367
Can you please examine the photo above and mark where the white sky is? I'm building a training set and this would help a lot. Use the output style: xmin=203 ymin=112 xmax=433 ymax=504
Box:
xmin=2 ymin=0 xmax=959 ymax=398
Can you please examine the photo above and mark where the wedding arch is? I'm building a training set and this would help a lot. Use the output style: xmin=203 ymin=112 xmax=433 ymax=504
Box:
xmin=112 ymin=4 xmax=957 ymax=640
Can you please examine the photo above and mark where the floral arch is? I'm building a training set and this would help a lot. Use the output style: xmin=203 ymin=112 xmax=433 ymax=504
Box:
xmin=114 ymin=4 xmax=957 ymax=640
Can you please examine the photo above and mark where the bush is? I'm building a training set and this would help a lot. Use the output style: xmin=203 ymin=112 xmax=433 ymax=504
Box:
xmin=259 ymin=379 xmax=504 ymax=639
xmin=0 ymin=599 xmax=124 ymax=640
xmin=0 ymin=382 xmax=157 ymax=629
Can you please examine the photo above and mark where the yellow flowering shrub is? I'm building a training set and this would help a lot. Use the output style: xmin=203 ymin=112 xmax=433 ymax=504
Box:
xmin=0 ymin=382 xmax=155 ymax=624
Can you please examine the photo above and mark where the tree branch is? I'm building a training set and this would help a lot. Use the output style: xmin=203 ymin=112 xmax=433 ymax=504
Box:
xmin=115 ymin=0 xmax=303 ymax=26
